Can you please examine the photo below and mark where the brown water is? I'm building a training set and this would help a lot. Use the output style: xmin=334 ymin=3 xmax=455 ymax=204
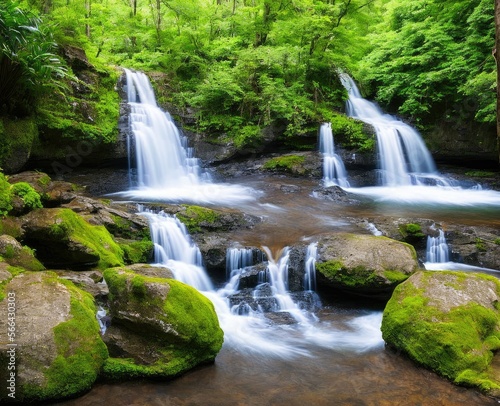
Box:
xmin=56 ymin=171 xmax=500 ymax=406
xmin=58 ymin=309 xmax=497 ymax=406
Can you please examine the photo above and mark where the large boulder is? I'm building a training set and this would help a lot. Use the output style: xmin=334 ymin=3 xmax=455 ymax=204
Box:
xmin=0 ymin=271 xmax=108 ymax=402
xmin=316 ymin=233 xmax=419 ymax=297
xmin=20 ymin=208 xmax=124 ymax=270
xmin=102 ymin=267 xmax=223 ymax=380
xmin=382 ymin=271 xmax=500 ymax=395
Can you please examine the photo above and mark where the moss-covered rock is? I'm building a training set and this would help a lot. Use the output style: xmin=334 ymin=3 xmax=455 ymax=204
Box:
xmin=102 ymin=267 xmax=223 ymax=380
xmin=262 ymin=153 xmax=320 ymax=177
xmin=0 ymin=116 xmax=38 ymax=174
xmin=0 ymin=271 xmax=108 ymax=402
xmin=316 ymin=232 xmax=418 ymax=297
xmin=382 ymin=271 xmax=500 ymax=395
xmin=21 ymin=208 xmax=124 ymax=269
xmin=0 ymin=234 xmax=44 ymax=271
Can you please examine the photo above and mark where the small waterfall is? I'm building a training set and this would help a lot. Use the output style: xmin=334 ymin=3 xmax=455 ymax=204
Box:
xmin=339 ymin=74 xmax=450 ymax=187
xmin=142 ymin=210 xmax=213 ymax=291
xmin=125 ymin=68 xmax=204 ymax=189
xmin=304 ymin=242 xmax=318 ymax=291
xmin=319 ymin=123 xmax=350 ymax=188
xmin=426 ymin=228 xmax=450 ymax=263
xmin=121 ymin=69 xmax=256 ymax=205
xmin=226 ymin=248 xmax=254 ymax=279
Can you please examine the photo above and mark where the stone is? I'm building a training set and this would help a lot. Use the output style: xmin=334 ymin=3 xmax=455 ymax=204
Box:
xmin=20 ymin=208 xmax=124 ymax=270
xmin=316 ymin=232 xmax=419 ymax=297
xmin=0 ymin=271 xmax=108 ymax=402
xmin=382 ymin=271 xmax=500 ymax=395
xmin=102 ymin=267 xmax=223 ymax=380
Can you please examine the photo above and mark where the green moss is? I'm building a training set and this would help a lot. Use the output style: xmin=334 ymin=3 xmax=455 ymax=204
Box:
xmin=383 ymin=270 xmax=410 ymax=283
xmin=382 ymin=272 xmax=500 ymax=392
xmin=5 ymin=246 xmax=45 ymax=272
xmin=119 ymin=239 xmax=154 ymax=264
xmin=22 ymin=275 xmax=108 ymax=401
xmin=52 ymin=209 xmax=124 ymax=269
xmin=263 ymin=155 xmax=306 ymax=173
xmin=0 ymin=173 xmax=12 ymax=217
xmin=316 ymin=260 xmax=379 ymax=288
xmin=475 ymin=238 xmax=487 ymax=252
xmin=108 ymin=214 xmax=151 ymax=240
xmin=465 ymin=171 xmax=496 ymax=178
xmin=0 ymin=117 xmax=38 ymax=170
xmin=11 ymin=182 xmax=43 ymax=211
xmin=494 ymin=238 xmax=500 ymax=245
xmin=176 ymin=205 xmax=221 ymax=233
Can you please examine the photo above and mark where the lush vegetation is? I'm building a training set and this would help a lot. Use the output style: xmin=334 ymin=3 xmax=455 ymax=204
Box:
xmin=0 ymin=0 xmax=496 ymax=163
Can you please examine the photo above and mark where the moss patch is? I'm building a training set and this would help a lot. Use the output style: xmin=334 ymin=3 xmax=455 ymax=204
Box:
xmin=119 ymin=239 xmax=154 ymax=264
xmin=316 ymin=260 xmax=380 ymax=288
xmin=263 ymin=155 xmax=306 ymax=174
xmin=176 ymin=205 xmax=221 ymax=233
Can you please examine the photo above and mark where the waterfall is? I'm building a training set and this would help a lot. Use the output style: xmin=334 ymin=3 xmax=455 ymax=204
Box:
xmin=319 ymin=123 xmax=350 ymax=188
xmin=339 ymin=74 xmax=449 ymax=187
xmin=426 ymin=228 xmax=450 ymax=263
xmin=226 ymin=247 xmax=254 ymax=279
xmin=304 ymin=242 xmax=318 ymax=291
xmin=121 ymin=69 xmax=256 ymax=205
xmin=125 ymin=69 xmax=204 ymax=189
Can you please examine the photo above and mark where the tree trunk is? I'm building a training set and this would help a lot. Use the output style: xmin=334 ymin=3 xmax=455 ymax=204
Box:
xmin=495 ymin=0 xmax=500 ymax=164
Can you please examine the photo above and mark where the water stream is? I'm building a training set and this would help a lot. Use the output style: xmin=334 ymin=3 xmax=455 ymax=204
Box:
xmin=58 ymin=70 xmax=500 ymax=405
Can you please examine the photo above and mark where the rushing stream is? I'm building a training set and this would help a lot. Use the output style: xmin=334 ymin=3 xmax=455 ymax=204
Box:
xmin=57 ymin=70 xmax=500 ymax=405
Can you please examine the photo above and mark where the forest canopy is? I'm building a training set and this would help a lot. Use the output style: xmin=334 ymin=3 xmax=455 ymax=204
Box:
xmin=2 ymin=0 xmax=497 ymax=153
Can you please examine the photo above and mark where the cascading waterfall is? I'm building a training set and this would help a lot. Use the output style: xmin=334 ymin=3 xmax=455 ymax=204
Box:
xmin=125 ymin=69 xmax=204 ymax=189
xmin=319 ymin=123 xmax=350 ymax=188
xmin=141 ymin=210 xmax=383 ymax=356
xmin=426 ymin=228 xmax=450 ymax=263
xmin=121 ymin=69 xmax=256 ymax=205
xmin=339 ymin=74 xmax=448 ymax=187
xmin=304 ymin=242 xmax=318 ymax=291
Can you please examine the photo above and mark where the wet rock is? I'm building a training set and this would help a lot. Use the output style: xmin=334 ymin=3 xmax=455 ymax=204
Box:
xmin=20 ymin=208 xmax=124 ymax=270
xmin=382 ymin=271 xmax=500 ymax=396
xmin=0 ymin=271 xmax=108 ymax=402
xmin=312 ymin=185 xmax=360 ymax=204
xmin=102 ymin=267 xmax=223 ymax=380
xmin=316 ymin=232 xmax=419 ymax=298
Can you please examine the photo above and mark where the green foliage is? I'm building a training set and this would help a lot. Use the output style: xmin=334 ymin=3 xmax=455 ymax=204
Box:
xmin=360 ymin=0 xmax=495 ymax=127
xmin=0 ymin=0 xmax=69 ymax=116
xmin=119 ymin=240 xmax=154 ymax=264
xmin=11 ymin=182 xmax=43 ymax=210
xmin=0 ymin=116 xmax=38 ymax=171
xmin=0 ymin=173 xmax=12 ymax=217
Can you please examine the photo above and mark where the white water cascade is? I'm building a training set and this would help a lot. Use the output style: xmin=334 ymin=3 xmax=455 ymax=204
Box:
xmin=319 ymin=123 xmax=350 ymax=188
xmin=141 ymin=210 xmax=383 ymax=357
xmin=426 ymin=228 xmax=450 ymax=264
xmin=121 ymin=69 xmax=256 ymax=205
xmin=304 ymin=242 xmax=318 ymax=291
xmin=340 ymin=74 xmax=447 ymax=187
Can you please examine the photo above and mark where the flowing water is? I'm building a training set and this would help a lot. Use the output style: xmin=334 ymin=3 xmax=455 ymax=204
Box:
xmin=319 ymin=122 xmax=350 ymax=188
xmin=57 ymin=70 xmax=500 ymax=405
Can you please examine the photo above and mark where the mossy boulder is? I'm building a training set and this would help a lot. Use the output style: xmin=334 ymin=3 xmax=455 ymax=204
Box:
xmin=0 ymin=271 xmax=108 ymax=402
xmin=21 ymin=208 xmax=124 ymax=270
xmin=382 ymin=271 xmax=500 ymax=395
xmin=102 ymin=267 xmax=223 ymax=380
xmin=316 ymin=232 xmax=418 ymax=297
xmin=0 ymin=234 xmax=44 ymax=271
xmin=262 ymin=153 xmax=320 ymax=177
xmin=0 ymin=116 xmax=38 ymax=174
